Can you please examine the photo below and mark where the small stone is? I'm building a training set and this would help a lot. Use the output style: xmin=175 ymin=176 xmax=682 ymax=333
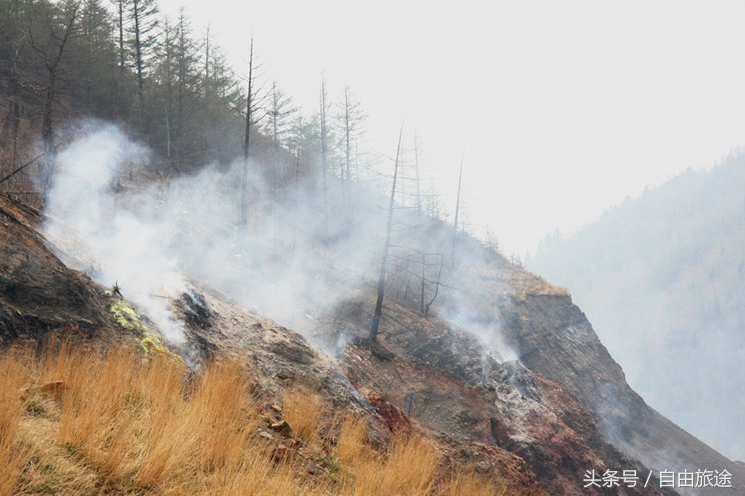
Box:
xmin=270 ymin=420 xmax=292 ymax=436
xmin=259 ymin=431 xmax=273 ymax=440
xmin=270 ymin=404 xmax=282 ymax=413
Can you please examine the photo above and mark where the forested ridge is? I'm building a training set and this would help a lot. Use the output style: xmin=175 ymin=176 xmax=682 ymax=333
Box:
xmin=0 ymin=0 xmax=375 ymax=203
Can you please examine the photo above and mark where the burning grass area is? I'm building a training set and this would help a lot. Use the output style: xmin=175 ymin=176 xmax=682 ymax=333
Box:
xmin=0 ymin=340 xmax=515 ymax=496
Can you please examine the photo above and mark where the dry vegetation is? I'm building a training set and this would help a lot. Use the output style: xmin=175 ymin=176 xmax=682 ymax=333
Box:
xmin=0 ymin=340 xmax=511 ymax=496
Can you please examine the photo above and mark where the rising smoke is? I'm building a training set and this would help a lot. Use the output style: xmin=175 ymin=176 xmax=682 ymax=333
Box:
xmin=41 ymin=122 xmax=517 ymax=366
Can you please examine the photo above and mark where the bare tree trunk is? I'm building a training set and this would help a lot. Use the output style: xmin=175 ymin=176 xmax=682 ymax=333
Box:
xmin=420 ymin=252 xmax=426 ymax=314
xmin=204 ymin=25 xmax=210 ymax=98
xmin=319 ymin=75 xmax=329 ymax=238
xmin=451 ymin=150 xmax=464 ymax=264
xmin=271 ymin=81 xmax=279 ymax=197
xmin=370 ymin=124 xmax=404 ymax=342
xmin=414 ymin=134 xmax=422 ymax=212
xmin=344 ymin=87 xmax=351 ymax=181
xmin=133 ymin=0 xmax=143 ymax=97
xmin=239 ymin=35 xmax=254 ymax=227
xmin=424 ymin=255 xmax=444 ymax=317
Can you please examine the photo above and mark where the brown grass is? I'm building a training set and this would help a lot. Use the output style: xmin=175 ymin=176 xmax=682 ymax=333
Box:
xmin=0 ymin=347 xmax=32 ymax=496
xmin=445 ymin=471 xmax=507 ymax=496
xmin=336 ymin=414 xmax=369 ymax=464
xmin=283 ymin=384 xmax=325 ymax=444
xmin=342 ymin=433 xmax=440 ymax=496
xmin=0 ymin=339 xmax=509 ymax=495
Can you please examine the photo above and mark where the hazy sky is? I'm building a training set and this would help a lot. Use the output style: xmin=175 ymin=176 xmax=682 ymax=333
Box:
xmin=157 ymin=0 xmax=745 ymax=257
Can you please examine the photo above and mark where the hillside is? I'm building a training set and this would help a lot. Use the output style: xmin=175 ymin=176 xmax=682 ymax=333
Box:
xmin=2 ymin=2 xmax=744 ymax=493
xmin=2 ymin=131 xmax=745 ymax=493
xmin=528 ymin=154 xmax=745 ymax=463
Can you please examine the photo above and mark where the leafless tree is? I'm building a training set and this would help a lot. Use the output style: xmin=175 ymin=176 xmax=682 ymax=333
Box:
xmin=370 ymin=124 xmax=404 ymax=342
xmin=451 ymin=150 xmax=464 ymax=264
xmin=239 ymin=35 xmax=255 ymax=227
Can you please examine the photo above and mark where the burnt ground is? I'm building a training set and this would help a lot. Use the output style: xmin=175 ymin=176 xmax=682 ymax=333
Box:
xmin=0 ymin=195 xmax=120 ymax=346
xmin=332 ymin=295 xmax=674 ymax=496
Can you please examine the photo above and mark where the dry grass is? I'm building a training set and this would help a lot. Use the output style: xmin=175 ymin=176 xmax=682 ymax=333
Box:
xmin=342 ymin=433 xmax=440 ymax=496
xmin=336 ymin=414 xmax=369 ymax=464
xmin=0 ymin=347 xmax=32 ymax=496
xmin=0 ymin=339 xmax=511 ymax=495
xmin=283 ymin=384 xmax=325 ymax=444
xmin=445 ymin=471 xmax=507 ymax=496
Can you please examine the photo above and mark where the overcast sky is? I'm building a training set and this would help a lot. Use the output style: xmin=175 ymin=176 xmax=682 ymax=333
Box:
xmin=157 ymin=0 xmax=745 ymax=257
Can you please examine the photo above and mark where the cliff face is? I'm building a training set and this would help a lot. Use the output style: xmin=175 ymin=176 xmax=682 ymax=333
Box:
xmin=501 ymin=291 xmax=745 ymax=495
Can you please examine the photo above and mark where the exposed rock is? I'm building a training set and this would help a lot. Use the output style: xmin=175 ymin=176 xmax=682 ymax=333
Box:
xmin=502 ymin=292 xmax=745 ymax=495
xmin=0 ymin=196 xmax=119 ymax=346
xmin=270 ymin=420 xmax=292 ymax=436
xmin=361 ymin=388 xmax=411 ymax=434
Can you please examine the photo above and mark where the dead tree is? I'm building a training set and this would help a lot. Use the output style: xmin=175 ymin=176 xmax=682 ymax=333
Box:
xmin=423 ymin=253 xmax=444 ymax=316
xmin=239 ymin=35 xmax=255 ymax=228
xmin=268 ymin=81 xmax=296 ymax=196
xmin=111 ymin=0 xmax=126 ymax=72
xmin=338 ymin=86 xmax=366 ymax=182
xmin=370 ymin=124 xmax=404 ymax=342
xmin=319 ymin=75 xmax=330 ymax=237
xmin=450 ymin=150 xmax=464 ymax=264
xmin=128 ymin=0 xmax=158 ymax=104
xmin=413 ymin=134 xmax=422 ymax=212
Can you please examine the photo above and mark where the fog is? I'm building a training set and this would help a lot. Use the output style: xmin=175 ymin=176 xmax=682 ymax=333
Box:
xmin=41 ymin=122 xmax=516 ymax=366
xmin=528 ymin=153 xmax=745 ymax=461
xmin=157 ymin=0 xmax=745 ymax=259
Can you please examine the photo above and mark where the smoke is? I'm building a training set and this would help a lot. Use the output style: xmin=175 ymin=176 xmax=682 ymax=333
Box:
xmin=44 ymin=124 xmax=187 ymax=343
xmin=528 ymin=156 xmax=745 ymax=461
xmin=42 ymin=123 xmax=518 ymax=368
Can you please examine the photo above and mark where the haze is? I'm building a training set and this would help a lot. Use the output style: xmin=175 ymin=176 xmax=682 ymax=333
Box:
xmin=158 ymin=0 xmax=745 ymax=257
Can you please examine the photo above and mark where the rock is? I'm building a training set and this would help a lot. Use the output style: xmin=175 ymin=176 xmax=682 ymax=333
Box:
xmin=259 ymin=431 xmax=273 ymax=440
xmin=270 ymin=420 xmax=292 ymax=436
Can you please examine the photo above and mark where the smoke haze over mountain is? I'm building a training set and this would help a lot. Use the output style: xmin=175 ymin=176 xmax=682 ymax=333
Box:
xmin=528 ymin=154 xmax=745 ymax=461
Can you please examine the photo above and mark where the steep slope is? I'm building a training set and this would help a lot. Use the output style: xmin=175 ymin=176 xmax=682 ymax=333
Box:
xmin=3 ymin=126 xmax=743 ymax=494
xmin=0 ymin=196 xmax=119 ymax=346
xmin=501 ymin=290 xmax=744 ymax=495
xmin=330 ymin=296 xmax=667 ymax=495
xmin=528 ymin=154 xmax=745 ymax=462
xmin=6 ymin=182 xmax=742 ymax=494
xmin=0 ymin=194 xmax=546 ymax=494
xmin=323 ymin=248 xmax=744 ymax=495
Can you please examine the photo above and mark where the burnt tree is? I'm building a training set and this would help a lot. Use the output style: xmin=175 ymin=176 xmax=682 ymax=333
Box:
xmin=370 ymin=124 xmax=404 ymax=342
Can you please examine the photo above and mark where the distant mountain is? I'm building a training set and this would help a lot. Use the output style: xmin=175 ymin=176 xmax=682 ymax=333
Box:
xmin=528 ymin=153 xmax=745 ymax=462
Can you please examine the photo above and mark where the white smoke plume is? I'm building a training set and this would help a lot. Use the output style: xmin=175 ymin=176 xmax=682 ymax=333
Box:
xmin=42 ymin=122 xmax=517 ymax=366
